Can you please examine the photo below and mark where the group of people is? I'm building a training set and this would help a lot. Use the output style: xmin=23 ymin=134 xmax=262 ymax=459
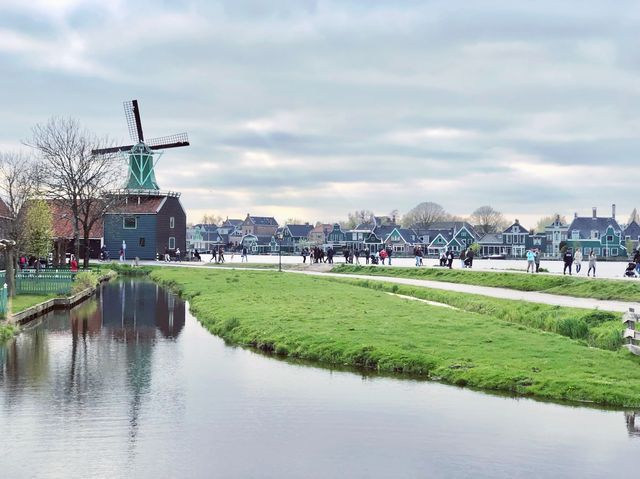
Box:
xmin=524 ymin=248 xmax=543 ymax=273
xmin=162 ymin=246 xmax=181 ymax=262
xmin=437 ymin=248 xmax=475 ymax=269
xmin=300 ymin=246 xmax=397 ymax=266
xmin=561 ymin=248 xmax=597 ymax=276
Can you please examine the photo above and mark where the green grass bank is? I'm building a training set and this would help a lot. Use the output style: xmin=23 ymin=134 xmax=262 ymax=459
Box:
xmin=332 ymin=265 xmax=640 ymax=302
xmin=150 ymin=267 xmax=640 ymax=407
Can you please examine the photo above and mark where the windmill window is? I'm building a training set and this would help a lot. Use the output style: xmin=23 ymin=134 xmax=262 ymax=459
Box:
xmin=168 ymin=237 xmax=176 ymax=250
xmin=123 ymin=216 xmax=137 ymax=229
xmin=170 ymin=217 xmax=175 ymax=229
xmin=139 ymin=237 xmax=145 ymax=247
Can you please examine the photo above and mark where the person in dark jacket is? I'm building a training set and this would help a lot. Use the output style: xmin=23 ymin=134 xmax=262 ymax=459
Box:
xmin=446 ymin=250 xmax=454 ymax=269
xmin=385 ymin=247 xmax=393 ymax=265
xmin=563 ymin=249 xmax=574 ymax=275
xmin=466 ymin=248 xmax=475 ymax=268
xmin=364 ymin=248 xmax=370 ymax=265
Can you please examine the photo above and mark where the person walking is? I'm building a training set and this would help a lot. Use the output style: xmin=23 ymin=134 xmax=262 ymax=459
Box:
xmin=175 ymin=247 xmax=181 ymax=262
xmin=302 ymin=248 xmax=308 ymax=264
xmin=327 ymin=247 xmax=334 ymax=264
xmin=354 ymin=249 xmax=360 ymax=265
xmin=634 ymin=249 xmax=640 ymax=275
xmin=446 ymin=250 xmax=454 ymax=269
xmin=386 ymin=247 xmax=393 ymax=266
xmin=218 ymin=247 xmax=225 ymax=263
xmin=379 ymin=248 xmax=387 ymax=265
xmin=526 ymin=248 xmax=536 ymax=273
xmin=70 ymin=255 xmax=78 ymax=272
xmin=562 ymin=248 xmax=574 ymax=275
xmin=119 ymin=247 xmax=124 ymax=262
xmin=574 ymin=249 xmax=583 ymax=274
xmin=587 ymin=250 xmax=597 ymax=277
xmin=459 ymin=249 xmax=467 ymax=268
xmin=439 ymin=250 xmax=447 ymax=267
xmin=414 ymin=246 xmax=423 ymax=267
xmin=364 ymin=248 xmax=370 ymax=265
xmin=466 ymin=247 xmax=474 ymax=268
xmin=534 ymin=248 xmax=541 ymax=273
xmin=241 ymin=246 xmax=248 ymax=262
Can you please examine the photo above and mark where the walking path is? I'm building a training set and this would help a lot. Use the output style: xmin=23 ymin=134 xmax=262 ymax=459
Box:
xmin=140 ymin=260 xmax=637 ymax=312
xmin=288 ymin=270 xmax=638 ymax=313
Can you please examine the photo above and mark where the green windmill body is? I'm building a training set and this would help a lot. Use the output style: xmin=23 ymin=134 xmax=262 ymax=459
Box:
xmin=125 ymin=142 xmax=161 ymax=190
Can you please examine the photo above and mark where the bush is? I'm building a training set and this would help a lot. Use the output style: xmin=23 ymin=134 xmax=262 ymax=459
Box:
xmin=72 ymin=271 xmax=99 ymax=294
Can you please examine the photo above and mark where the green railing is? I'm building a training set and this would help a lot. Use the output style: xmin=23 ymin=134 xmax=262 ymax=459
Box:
xmin=0 ymin=284 xmax=7 ymax=319
xmin=16 ymin=270 xmax=76 ymax=295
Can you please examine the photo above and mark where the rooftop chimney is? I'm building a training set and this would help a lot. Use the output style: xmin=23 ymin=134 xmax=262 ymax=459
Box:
xmin=592 ymin=207 xmax=597 ymax=219
xmin=574 ymin=212 xmax=578 ymax=219
xmin=612 ymin=203 xmax=616 ymax=219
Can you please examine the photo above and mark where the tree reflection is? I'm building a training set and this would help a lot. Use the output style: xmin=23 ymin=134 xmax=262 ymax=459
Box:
xmin=625 ymin=412 xmax=640 ymax=437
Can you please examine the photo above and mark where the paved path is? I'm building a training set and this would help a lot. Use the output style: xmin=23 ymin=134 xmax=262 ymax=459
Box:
xmin=287 ymin=270 xmax=638 ymax=313
xmin=139 ymin=260 xmax=637 ymax=312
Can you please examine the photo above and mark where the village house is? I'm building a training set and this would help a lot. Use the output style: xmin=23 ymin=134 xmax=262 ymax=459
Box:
xmin=281 ymin=223 xmax=314 ymax=253
xmin=241 ymin=214 xmax=279 ymax=237
xmin=544 ymin=215 xmax=569 ymax=258
xmin=565 ymin=205 xmax=626 ymax=258
xmin=308 ymin=223 xmax=333 ymax=245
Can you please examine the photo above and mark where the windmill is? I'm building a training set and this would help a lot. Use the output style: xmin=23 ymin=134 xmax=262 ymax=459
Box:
xmin=93 ymin=100 xmax=189 ymax=191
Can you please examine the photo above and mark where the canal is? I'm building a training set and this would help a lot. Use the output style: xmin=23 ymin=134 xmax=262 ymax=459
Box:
xmin=1 ymin=279 xmax=639 ymax=478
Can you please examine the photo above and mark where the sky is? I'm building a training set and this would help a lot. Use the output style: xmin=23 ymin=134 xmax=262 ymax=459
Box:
xmin=1 ymin=0 xmax=640 ymax=228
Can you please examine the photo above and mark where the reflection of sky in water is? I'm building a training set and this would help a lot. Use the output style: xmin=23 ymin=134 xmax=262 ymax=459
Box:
xmin=0 ymin=280 xmax=639 ymax=478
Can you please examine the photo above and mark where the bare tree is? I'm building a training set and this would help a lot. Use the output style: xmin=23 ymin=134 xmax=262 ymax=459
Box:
xmin=201 ymin=213 xmax=223 ymax=225
xmin=0 ymin=151 xmax=39 ymax=252
xmin=470 ymin=205 xmax=507 ymax=234
xmin=401 ymin=202 xmax=449 ymax=229
xmin=341 ymin=209 xmax=375 ymax=229
xmin=27 ymin=117 xmax=122 ymax=268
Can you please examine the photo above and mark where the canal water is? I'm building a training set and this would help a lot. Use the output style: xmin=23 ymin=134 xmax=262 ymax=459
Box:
xmin=1 ymin=280 xmax=639 ymax=478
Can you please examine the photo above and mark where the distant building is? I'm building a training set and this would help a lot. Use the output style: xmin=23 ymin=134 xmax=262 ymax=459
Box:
xmin=544 ymin=215 xmax=569 ymax=258
xmin=104 ymin=193 xmax=186 ymax=260
xmin=565 ymin=205 xmax=626 ymax=257
xmin=281 ymin=224 xmax=314 ymax=253
xmin=241 ymin=214 xmax=279 ymax=237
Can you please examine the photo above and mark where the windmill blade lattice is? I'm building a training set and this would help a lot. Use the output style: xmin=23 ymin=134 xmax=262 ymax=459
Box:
xmin=123 ymin=100 xmax=142 ymax=143
xmin=146 ymin=132 xmax=189 ymax=150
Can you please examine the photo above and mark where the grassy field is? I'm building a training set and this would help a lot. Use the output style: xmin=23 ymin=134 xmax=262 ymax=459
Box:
xmin=150 ymin=267 xmax=640 ymax=407
xmin=332 ymin=265 xmax=640 ymax=301
xmin=10 ymin=294 xmax=56 ymax=314
xmin=334 ymin=277 xmax=623 ymax=350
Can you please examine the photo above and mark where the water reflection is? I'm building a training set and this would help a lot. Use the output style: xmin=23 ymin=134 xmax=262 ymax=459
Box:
xmin=626 ymin=412 xmax=640 ymax=437
xmin=0 ymin=280 xmax=186 ymax=465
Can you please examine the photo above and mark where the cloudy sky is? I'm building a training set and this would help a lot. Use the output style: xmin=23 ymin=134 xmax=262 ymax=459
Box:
xmin=1 ymin=0 xmax=639 ymax=228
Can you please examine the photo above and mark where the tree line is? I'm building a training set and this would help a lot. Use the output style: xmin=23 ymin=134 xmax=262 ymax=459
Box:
xmin=0 ymin=117 xmax=123 ymax=294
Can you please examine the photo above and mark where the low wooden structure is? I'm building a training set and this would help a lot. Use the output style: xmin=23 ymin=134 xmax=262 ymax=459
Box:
xmin=623 ymin=308 xmax=640 ymax=356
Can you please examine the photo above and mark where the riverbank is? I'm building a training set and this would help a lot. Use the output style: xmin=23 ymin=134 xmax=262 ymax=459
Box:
xmin=150 ymin=267 xmax=640 ymax=407
xmin=332 ymin=265 xmax=640 ymax=302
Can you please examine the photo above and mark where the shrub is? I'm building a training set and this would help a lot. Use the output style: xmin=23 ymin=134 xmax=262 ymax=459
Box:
xmin=72 ymin=271 xmax=99 ymax=295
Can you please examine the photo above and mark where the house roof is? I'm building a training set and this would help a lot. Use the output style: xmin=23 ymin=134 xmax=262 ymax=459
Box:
xmin=504 ymin=221 xmax=530 ymax=234
xmin=223 ymin=218 xmax=243 ymax=227
xmin=48 ymin=200 xmax=104 ymax=239
xmin=309 ymin=223 xmax=332 ymax=235
xmin=106 ymin=196 xmax=166 ymax=214
xmin=422 ymin=221 xmax=480 ymax=239
xmin=354 ymin=222 xmax=376 ymax=231
xmin=624 ymin=221 xmax=640 ymax=239
xmin=568 ymin=216 xmax=622 ymax=239
xmin=245 ymin=215 xmax=279 ymax=226
xmin=286 ymin=224 xmax=314 ymax=238
xmin=478 ymin=233 xmax=503 ymax=245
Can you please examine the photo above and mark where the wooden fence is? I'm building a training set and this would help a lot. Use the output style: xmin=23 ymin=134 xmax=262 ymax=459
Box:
xmin=16 ymin=270 xmax=76 ymax=296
